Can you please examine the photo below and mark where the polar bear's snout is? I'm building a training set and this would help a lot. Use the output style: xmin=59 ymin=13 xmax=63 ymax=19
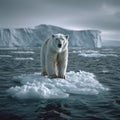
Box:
xmin=58 ymin=43 xmax=62 ymax=48
xmin=57 ymin=39 xmax=63 ymax=48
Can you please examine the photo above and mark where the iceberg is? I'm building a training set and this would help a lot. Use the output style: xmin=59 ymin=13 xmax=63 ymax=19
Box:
xmin=0 ymin=24 xmax=102 ymax=48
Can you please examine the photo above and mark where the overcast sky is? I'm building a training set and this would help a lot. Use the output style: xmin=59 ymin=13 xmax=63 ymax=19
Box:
xmin=0 ymin=0 xmax=120 ymax=40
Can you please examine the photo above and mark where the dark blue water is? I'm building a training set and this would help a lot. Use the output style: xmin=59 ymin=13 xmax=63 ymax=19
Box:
xmin=0 ymin=47 xmax=120 ymax=120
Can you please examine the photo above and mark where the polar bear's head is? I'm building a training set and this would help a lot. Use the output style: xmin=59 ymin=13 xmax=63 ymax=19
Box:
xmin=51 ymin=33 xmax=69 ymax=52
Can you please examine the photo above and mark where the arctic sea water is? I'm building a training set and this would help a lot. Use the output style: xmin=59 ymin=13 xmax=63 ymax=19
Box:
xmin=0 ymin=47 xmax=120 ymax=120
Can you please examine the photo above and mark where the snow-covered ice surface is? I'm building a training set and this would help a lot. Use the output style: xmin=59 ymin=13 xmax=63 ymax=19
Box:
xmin=8 ymin=71 xmax=108 ymax=99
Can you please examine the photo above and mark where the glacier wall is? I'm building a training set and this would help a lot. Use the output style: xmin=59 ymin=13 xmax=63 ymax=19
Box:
xmin=0 ymin=24 xmax=102 ymax=48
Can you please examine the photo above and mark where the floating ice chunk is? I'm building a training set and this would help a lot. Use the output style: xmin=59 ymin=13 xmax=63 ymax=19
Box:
xmin=102 ymin=69 xmax=109 ymax=73
xmin=14 ymin=57 xmax=34 ymax=60
xmin=0 ymin=48 xmax=17 ymax=50
xmin=8 ymin=71 xmax=108 ymax=99
xmin=71 ymin=50 xmax=99 ymax=54
xmin=12 ymin=51 xmax=34 ymax=54
xmin=78 ymin=53 xmax=118 ymax=57
xmin=0 ymin=55 xmax=12 ymax=58
xmin=72 ymin=50 xmax=118 ymax=57
xmin=71 ymin=50 xmax=79 ymax=53
xmin=79 ymin=53 xmax=106 ymax=57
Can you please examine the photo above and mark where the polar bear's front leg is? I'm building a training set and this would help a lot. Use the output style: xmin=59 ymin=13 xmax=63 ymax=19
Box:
xmin=58 ymin=50 xmax=68 ymax=79
xmin=58 ymin=60 xmax=67 ymax=79
xmin=46 ymin=52 xmax=58 ymax=78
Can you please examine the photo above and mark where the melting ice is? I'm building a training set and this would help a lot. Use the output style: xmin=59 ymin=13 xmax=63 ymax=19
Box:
xmin=8 ymin=71 xmax=108 ymax=99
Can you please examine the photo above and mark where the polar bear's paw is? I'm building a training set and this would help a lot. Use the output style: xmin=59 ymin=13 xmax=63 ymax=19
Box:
xmin=41 ymin=71 xmax=48 ymax=76
xmin=58 ymin=75 xmax=65 ymax=79
xmin=49 ymin=74 xmax=58 ymax=79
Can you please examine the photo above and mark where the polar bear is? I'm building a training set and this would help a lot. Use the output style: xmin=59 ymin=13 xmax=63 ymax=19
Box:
xmin=41 ymin=33 xmax=69 ymax=79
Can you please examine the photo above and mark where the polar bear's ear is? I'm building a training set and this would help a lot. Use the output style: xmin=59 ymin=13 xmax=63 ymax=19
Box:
xmin=52 ymin=34 xmax=55 ymax=38
xmin=65 ymin=35 xmax=69 ymax=39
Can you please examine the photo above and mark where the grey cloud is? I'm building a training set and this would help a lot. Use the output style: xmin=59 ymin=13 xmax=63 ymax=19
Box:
xmin=0 ymin=0 xmax=120 ymax=40
xmin=66 ymin=14 xmax=120 ymax=31
xmin=104 ymin=0 xmax=120 ymax=7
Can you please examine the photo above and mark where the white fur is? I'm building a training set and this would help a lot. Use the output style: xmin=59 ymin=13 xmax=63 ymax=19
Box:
xmin=41 ymin=33 xmax=69 ymax=79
